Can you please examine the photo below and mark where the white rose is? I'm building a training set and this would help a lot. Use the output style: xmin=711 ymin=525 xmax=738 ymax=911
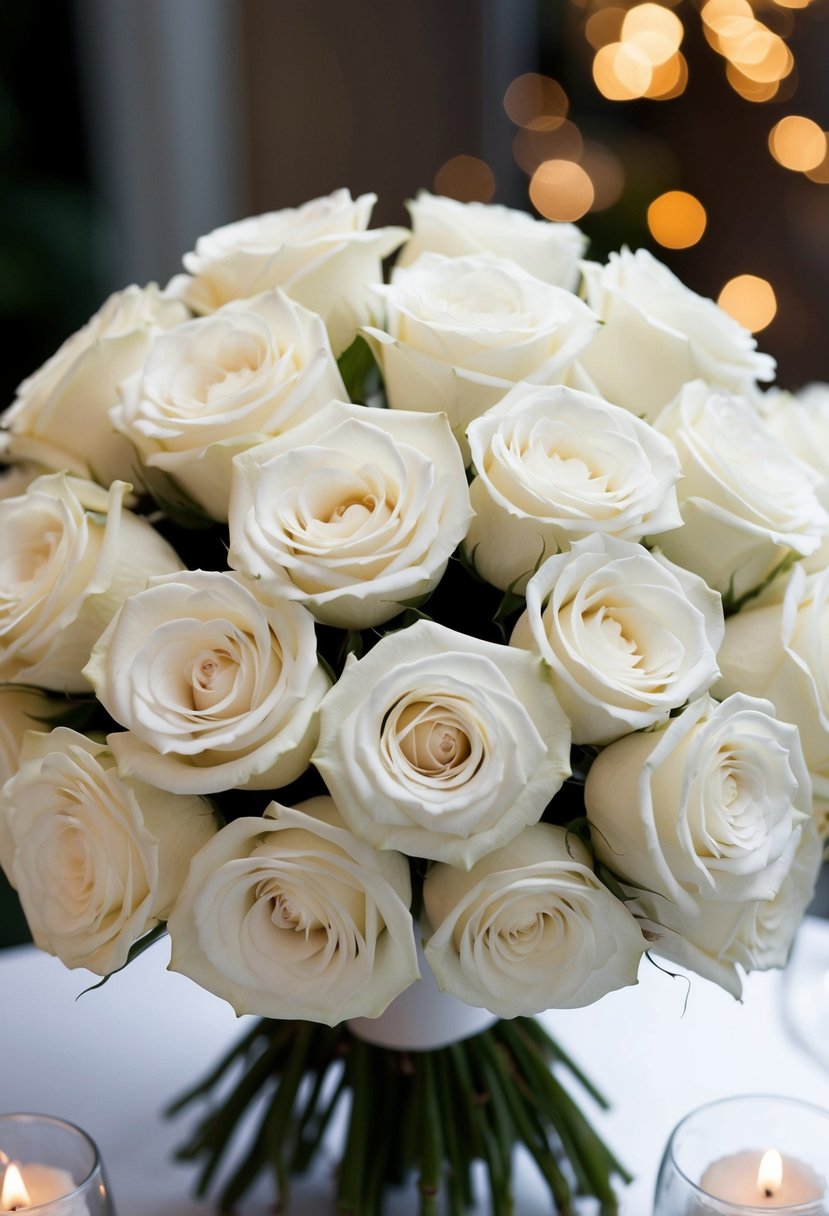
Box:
xmin=0 ymin=687 xmax=52 ymax=785
xmin=364 ymin=253 xmax=598 ymax=460
xmin=423 ymin=823 xmax=645 ymax=1016
xmin=113 ymin=290 xmax=346 ymax=521
xmin=228 ymin=400 xmax=472 ymax=630
xmin=313 ymin=620 xmax=571 ymax=868
xmin=397 ymin=192 xmax=587 ymax=290
xmin=0 ymin=285 xmax=188 ymax=486
xmin=511 ymin=536 xmax=724 ymax=746
xmin=0 ymin=473 xmax=182 ymax=691
xmin=715 ymin=564 xmax=829 ymax=833
xmin=167 ymin=796 xmax=419 ymax=1023
xmin=83 ymin=570 xmax=330 ymax=795
xmin=633 ymin=817 xmax=821 ymax=997
xmin=761 ymin=383 xmax=829 ymax=509
xmin=574 ymin=248 xmax=775 ymax=420
xmin=172 ymin=189 xmax=407 ymax=355
xmin=585 ymin=693 xmax=813 ymax=922
xmin=651 ymin=381 xmax=828 ymax=603
xmin=0 ymin=728 xmax=215 ymax=974
xmin=464 ymin=383 xmax=683 ymax=591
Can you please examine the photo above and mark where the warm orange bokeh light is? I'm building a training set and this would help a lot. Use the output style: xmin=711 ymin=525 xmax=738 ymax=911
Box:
xmin=622 ymin=4 xmax=684 ymax=65
xmin=769 ymin=116 xmax=827 ymax=171
xmin=593 ymin=41 xmax=652 ymax=100
xmin=581 ymin=142 xmax=626 ymax=210
xmin=504 ymin=74 xmax=568 ymax=131
xmin=726 ymin=62 xmax=781 ymax=101
xmin=647 ymin=190 xmax=707 ymax=248
xmin=513 ymin=122 xmax=584 ymax=175
xmin=529 ymin=160 xmax=595 ymax=221
xmin=433 ymin=156 xmax=495 ymax=203
xmin=585 ymin=7 xmax=626 ymax=49
xmin=645 ymin=51 xmax=689 ymax=99
xmin=718 ymin=275 xmax=777 ymax=333
xmin=805 ymin=144 xmax=829 ymax=183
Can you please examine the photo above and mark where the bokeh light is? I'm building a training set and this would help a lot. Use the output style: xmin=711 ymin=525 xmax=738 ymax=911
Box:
xmin=504 ymin=74 xmax=568 ymax=131
xmin=433 ymin=156 xmax=495 ymax=203
xmin=529 ymin=160 xmax=595 ymax=221
xmin=593 ymin=41 xmax=653 ymax=100
xmin=769 ymin=116 xmax=827 ymax=171
xmin=512 ymin=121 xmax=584 ymax=174
xmin=718 ymin=274 xmax=778 ymax=332
xmin=647 ymin=190 xmax=707 ymax=248
xmin=645 ymin=51 xmax=689 ymax=99
xmin=580 ymin=142 xmax=626 ymax=210
xmin=585 ymin=7 xmax=626 ymax=49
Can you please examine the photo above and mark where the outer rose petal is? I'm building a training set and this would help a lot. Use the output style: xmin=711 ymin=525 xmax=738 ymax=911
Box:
xmin=167 ymin=797 xmax=419 ymax=1023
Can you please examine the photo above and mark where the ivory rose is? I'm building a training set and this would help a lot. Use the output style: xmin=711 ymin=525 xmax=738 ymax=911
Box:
xmin=0 ymin=473 xmax=181 ymax=691
xmin=632 ymin=816 xmax=821 ymax=997
xmin=573 ymin=248 xmax=775 ymax=420
xmin=113 ymin=290 xmax=345 ymax=521
xmin=423 ymin=823 xmax=645 ymax=1016
xmin=313 ymin=620 xmax=571 ymax=868
xmin=397 ymin=192 xmax=587 ymax=290
xmin=715 ymin=563 xmax=829 ymax=832
xmin=761 ymin=383 xmax=829 ymax=517
xmin=1 ymin=285 xmax=188 ymax=486
xmin=83 ymin=571 xmax=330 ymax=795
xmin=585 ymin=693 xmax=813 ymax=920
xmin=172 ymin=189 xmax=407 ymax=354
xmin=464 ymin=383 xmax=683 ymax=591
xmin=0 ymin=686 xmax=53 ymax=785
xmin=0 ymin=728 xmax=215 ymax=974
xmin=364 ymin=253 xmax=598 ymax=459
xmin=511 ymin=535 xmax=724 ymax=745
xmin=652 ymin=381 xmax=828 ymax=602
xmin=228 ymin=401 xmax=472 ymax=629
xmin=167 ymin=796 xmax=419 ymax=1023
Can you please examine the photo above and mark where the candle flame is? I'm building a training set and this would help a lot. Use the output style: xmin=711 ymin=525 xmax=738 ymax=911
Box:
xmin=0 ymin=1162 xmax=30 ymax=1210
xmin=758 ymin=1149 xmax=784 ymax=1196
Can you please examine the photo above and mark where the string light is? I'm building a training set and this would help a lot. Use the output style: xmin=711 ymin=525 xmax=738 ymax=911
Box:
xmin=647 ymin=191 xmax=707 ymax=248
xmin=718 ymin=275 xmax=777 ymax=332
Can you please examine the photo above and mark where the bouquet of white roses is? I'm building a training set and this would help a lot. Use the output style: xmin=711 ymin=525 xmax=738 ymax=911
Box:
xmin=0 ymin=188 xmax=825 ymax=1215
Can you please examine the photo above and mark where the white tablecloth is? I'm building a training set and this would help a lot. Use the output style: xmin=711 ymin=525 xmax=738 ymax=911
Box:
xmin=3 ymin=918 xmax=829 ymax=1214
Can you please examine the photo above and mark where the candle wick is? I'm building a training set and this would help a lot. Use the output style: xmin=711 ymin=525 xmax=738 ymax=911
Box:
xmin=764 ymin=1189 xmax=773 ymax=1199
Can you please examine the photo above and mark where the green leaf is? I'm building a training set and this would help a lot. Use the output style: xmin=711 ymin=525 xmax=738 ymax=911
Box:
xmin=75 ymin=922 xmax=168 ymax=997
xmin=337 ymin=335 xmax=382 ymax=406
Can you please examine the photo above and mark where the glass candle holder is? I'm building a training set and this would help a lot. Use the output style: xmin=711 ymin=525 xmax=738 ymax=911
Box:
xmin=0 ymin=1114 xmax=116 ymax=1215
xmin=653 ymin=1096 xmax=829 ymax=1215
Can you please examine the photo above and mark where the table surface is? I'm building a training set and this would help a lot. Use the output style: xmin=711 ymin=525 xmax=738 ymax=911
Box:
xmin=3 ymin=918 xmax=829 ymax=1215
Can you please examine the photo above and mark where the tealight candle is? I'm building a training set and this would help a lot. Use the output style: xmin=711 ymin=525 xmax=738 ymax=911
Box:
xmin=654 ymin=1096 xmax=829 ymax=1216
xmin=1 ymin=1159 xmax=79 ymax=1210
xmin=700 ymin=1148 xmax=825 ymax=1209
xmin=0 ymin=1116 xmax=113 ymax=1216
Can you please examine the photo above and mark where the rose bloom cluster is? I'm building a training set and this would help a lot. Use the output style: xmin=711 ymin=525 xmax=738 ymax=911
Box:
xmin=0 ymin=188 xmax=825 ymax=1026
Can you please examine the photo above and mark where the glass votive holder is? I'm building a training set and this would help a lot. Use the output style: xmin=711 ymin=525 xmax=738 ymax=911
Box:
xmin=653 ymin=1096 xmax=829 ymax=1215
xmin=0 ymin=1113 xmax=116 ymax=1215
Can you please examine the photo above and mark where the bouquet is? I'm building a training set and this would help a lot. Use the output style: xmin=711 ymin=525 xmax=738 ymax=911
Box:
xmin=0 ymin=188 xmax=826 ymax=1215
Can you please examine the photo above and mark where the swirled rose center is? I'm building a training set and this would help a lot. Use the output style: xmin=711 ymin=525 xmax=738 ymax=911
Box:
xmin=395 ymin=701 xmax=472 ymax=775
xmin=191 ymin=648 xmax=237 ymax=711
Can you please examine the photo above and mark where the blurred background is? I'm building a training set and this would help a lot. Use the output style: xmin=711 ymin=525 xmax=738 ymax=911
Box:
xmin=2 ymin=0 xmax=829 ymax=942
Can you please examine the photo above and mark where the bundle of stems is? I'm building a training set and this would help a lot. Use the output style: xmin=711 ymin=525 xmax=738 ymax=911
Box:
xmin=168 ymin=1015 xmax=629 ymax=1215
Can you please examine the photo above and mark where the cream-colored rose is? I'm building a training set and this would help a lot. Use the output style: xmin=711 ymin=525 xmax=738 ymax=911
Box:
xmin=574 ymin=248 xmax=775 ymax=420
xmin=228 ymin=401 xmax=472 ymax=630
xmin=715 ymin=564 xmax=829 ymax=833
xmin=0 ymin=728 xmax=215 ymax=974
xmin=172 ymin=190 xmax=407 ymax=355
xmin=585 ymin=693 xmax=813 ymax=925
xmin=113 ymin=290 xmax=345 ymax=521
xmin=0 ymin=473 xmax=181 ymax=691
xmin=633 ymin=816 xmax=821 ymax=997
xmin=0 ymin=686 xmax=53 ymax=785
xmin=397 ymin=192 xmax=587 ymax=290
xmin=313 ymin=620 xmax=571 ymax=868
xmin=0 ymin=285 xmax=188 ymax=486
xmin=364 ymin=253 xmax=598 ymax=460
xmin=167 ymin=796 xmax=419 ymax=1023
xmin=511 ymin=536 xmax=724 ymax=745
xmin=83 ymin=571 xmax=330 ymax=795
xmin=762 ymin=383 xmax=829 ymax=510
xmin=423 ymin=824 xmax=645 ymax=1016
xmin=651 ymin=381 xmax=828 ymax=603
xmin=464 ymin=383 xmax=682 ymax=591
